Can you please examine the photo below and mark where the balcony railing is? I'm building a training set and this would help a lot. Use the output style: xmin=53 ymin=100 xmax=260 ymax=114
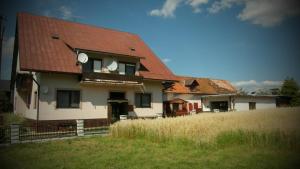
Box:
xmin=81 ymin=72 xmax=143 ymax=84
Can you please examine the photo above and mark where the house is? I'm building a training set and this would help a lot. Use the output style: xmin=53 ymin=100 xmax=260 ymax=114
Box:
xmin=163 ymin=76 xmax=237 ymax=116
xmin=163 ymin=76 xmax=276 ymax=115
xmin=11 ymin=13 xmax=176 ymax=127
xmin=202 ymin=94 xmax=277 ymax=112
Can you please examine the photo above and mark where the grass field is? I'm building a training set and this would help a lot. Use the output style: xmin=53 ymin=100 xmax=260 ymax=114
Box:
xmin=111 ymin=107 xmax=300 ymax=144
xmin=0 ymin=108 xmax=300 ymax=169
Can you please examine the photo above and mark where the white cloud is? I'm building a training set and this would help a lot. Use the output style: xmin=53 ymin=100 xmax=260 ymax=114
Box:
xmin=233 ymin=80 xmax=257 ymax=87
xmin=262 ymin=80 xmax=283 ymax=86
xmin=150 ymin=0 xmax=300 ymax=26
xmin=186 ymin=0 xmax=209 ymax=13
xmin=58 ymin=6 xmax=73 ymax=20
xmin=208 ymin=0 xmax=237 ymax=14
xmin=149 ymin=0 xmax=208 ymax=18
xmin=238 ymin=0 xmax=300 ymax=27
xmin=43 ymin=5 xmax=82 ymax=20
xmin=208 ymin=0 xmax=300 ymax=27
xmin=149 ymin=0 xmax=183 ymax=18
xmin=2 ymin=36 xmax=14 ymax=58
xmin=232 ymin=80 xmax=283 ymax=92
xmin=162 ymin=58 xmax=172 ymax=63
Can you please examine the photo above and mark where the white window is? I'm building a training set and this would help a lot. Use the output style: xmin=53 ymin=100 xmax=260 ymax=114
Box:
xmin=118 ymin=62 xmax=136 ymax=76
xmin=119 ymin=63 xmax=125 ymax=75
xmin=93 ymin=60 xmax=102 ymax=73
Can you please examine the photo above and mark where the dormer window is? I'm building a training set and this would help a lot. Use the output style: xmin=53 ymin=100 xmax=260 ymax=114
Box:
xmin=93 ymin=59 xmax=102 ymax=73
xmin=82 ymin=58 xmax=102 ymax=73
xmin=119 ymin=62 xmax=136 ymax=76
xmin=184 ymin=79 xmax=199 ymax=90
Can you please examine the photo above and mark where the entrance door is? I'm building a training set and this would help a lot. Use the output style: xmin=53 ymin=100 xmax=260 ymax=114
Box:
xmin=109 ymin=102 xmax=128 ymax=123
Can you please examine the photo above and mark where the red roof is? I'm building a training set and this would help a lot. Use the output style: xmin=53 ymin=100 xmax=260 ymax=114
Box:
xmin=164 ymin=76 xmax=237 ymax=95
xmin=17 ymin=13 xmax=176 ymax=81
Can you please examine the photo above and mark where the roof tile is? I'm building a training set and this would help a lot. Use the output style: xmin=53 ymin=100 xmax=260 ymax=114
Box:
xmin=165 ymin=76 xmax=237 ymax=94
xmin=17 ymin=13 xmax=176 ymax=81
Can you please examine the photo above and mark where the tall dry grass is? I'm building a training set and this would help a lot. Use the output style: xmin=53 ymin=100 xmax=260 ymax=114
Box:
xmin=110 ymin=107 xmax=300 ymax=144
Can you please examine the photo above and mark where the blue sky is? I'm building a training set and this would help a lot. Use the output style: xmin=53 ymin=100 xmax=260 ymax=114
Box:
xmin=1 ymin=0 xmax=300 ymax=91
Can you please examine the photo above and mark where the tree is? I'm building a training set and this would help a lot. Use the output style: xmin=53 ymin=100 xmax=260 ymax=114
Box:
xmin=281 ymin=77 xmax=300 ymax=106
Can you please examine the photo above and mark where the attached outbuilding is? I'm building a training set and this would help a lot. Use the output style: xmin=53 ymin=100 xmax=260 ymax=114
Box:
xmin=164 ymin=76 xmax=278 ymax=114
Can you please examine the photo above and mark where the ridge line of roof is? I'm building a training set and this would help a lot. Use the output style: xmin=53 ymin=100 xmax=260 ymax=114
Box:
xmin=176 ymin=75 xmax=230 ymax=81
xmin=18 ymin=12 xmax=141 ymax=37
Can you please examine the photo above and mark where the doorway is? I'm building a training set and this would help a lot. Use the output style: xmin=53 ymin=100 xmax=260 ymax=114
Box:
xmin=108 ymin=92 xmax=128 ymax=123
xmin=249 ymin=102 xmax=256 ymax=110
xmin=108 ymin=102 xmax=128 ymax=123
xmin=210 ymin=101 xmax=228 ymax=112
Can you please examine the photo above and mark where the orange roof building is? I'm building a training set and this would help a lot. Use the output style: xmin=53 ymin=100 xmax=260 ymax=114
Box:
xmin=163 ymin=76 xmax=276 ymax=115
xmin=12 ymin=13 xmax=177 ymax=125
xmin=163 ymin=76 xmax=237 ymax=116
xmin=164 ymin=76 xmax=237 ymax=95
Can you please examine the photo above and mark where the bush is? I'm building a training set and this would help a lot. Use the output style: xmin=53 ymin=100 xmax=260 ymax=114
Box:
xmin=1 ymin=113 xmax=25 ymax=126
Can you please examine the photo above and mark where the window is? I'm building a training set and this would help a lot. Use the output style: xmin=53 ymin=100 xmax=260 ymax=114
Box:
xmin=82 ymin=58 xmax=102 ymax=73
xmin=249 ymin=102 xmax=256 ymax=110
xmin=210 ymin=101 xmax=228 ymax=112
xmin=125 ymin=64 xmax=136 ymax=76
xmin=173 ymin=103 xmax=179 ymax=111
xmin=135 ymin=93 xmax=151 ymax=108
xmin=119 ymin=62 xmax=136 ymax=76
xmin=57 ymin=90 xmax=80 ymax=108
xmin=118 ymin=63 xmax=126 ymax=75
xmin=93 ymin=60 xmax=102 ymax=72
xmin=188 ymin=103 xmax=193 ymax=111
xmin=194 ymin=102 xmax=198 ymax=109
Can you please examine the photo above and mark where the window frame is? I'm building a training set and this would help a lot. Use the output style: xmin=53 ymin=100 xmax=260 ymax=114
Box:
xmin=135 ymin=93 xmax=152 ymax=108
xmin=249 ymin=102 xmax=256 ymax=110
xmin=93 ymin=59 xmax=102 ymax=73
xmin=119 ymin=62 xmax=136 ymax=76
xmin=56 ymin=89 xmax=81 ymax=109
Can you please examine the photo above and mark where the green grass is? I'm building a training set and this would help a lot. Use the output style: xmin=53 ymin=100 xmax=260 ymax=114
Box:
xmin=0 ymin=134 xmax=299 ymax=169
xmin=1 ymin=108 xmax=300 ymax=168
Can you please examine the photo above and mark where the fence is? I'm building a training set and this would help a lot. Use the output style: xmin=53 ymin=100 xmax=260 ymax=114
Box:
xmin=0 ymin=126 xmax=10 ymax=144
xmin=19 ymin=124 xmax=77 ymax=141
xmin=84 ymin=126 xmax=109 ymax=135
xmin=0 ymin=120 xmax=109 ymax=144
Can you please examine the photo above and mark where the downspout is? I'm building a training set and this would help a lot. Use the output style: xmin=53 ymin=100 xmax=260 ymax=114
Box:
xmin=31 ymin=74 xmax=40 ymax=130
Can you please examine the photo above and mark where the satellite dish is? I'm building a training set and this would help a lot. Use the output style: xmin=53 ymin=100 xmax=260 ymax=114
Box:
xmin=77 ymin=53 xmax=88 ymax=64
xmin=107 ymin=60 xmax=118 ymax=71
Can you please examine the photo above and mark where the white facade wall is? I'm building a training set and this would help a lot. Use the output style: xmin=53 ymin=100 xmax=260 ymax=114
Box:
xmin=14 ymin=54 xmax=39 ymax=119
xmin=15 ymin=72 xmax=163 ymax=120
xmin=164 ymin=93 xmax=276 ymax=112
xmin=234 ymin=97 xmax=276 ymax=111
